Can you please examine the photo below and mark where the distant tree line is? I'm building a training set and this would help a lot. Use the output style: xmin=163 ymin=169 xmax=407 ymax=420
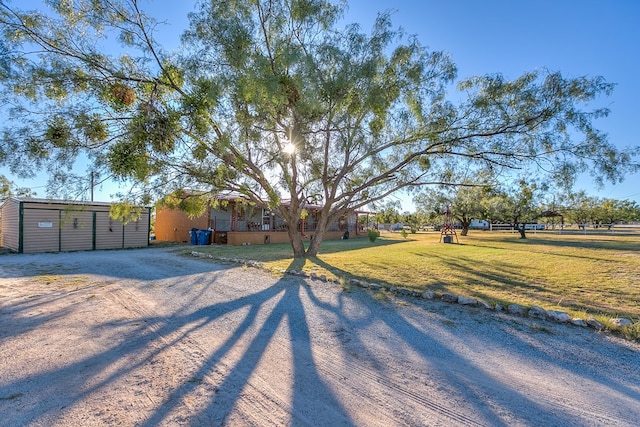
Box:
xmin=562 ymin=191 xmax=640 ymax=230
xmin=375 ymin=181 xmax=640 ymax=239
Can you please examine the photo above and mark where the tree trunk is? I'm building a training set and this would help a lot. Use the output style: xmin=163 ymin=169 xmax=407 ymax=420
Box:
xmin=280 ymin=202 xmax=307 ymax=258
xmin=289 ymin=227 xmax=306 ymax=258
xmin=306 ymin=214 xmax=329 ymax=257
xmin=518 ymin=223 xmax=527 ymax=239
xmin=460 ymin=221 xmax=470 ymax=236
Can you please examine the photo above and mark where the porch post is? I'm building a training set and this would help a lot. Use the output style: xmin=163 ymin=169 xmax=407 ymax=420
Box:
xmin=232 ymin=204 xmax=237 ymax=231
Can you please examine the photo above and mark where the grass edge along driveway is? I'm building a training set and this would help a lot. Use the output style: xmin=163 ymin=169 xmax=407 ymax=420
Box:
xmin=185 ymin=231 xmax=640 ymax=340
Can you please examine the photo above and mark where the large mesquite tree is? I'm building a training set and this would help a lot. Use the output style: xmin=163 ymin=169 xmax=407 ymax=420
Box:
xmin=1 ymin=0 xmax=637 ymax=257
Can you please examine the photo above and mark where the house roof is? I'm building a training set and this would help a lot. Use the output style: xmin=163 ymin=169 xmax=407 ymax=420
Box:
xmin=166 ymin=190 xmax=374 ymax=214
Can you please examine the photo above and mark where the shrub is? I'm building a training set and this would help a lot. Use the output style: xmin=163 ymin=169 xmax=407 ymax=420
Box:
xmin=400 ymin=229 xmax=408 ymax=239
xmin=368 ymin=228 xmax=380 ymax=242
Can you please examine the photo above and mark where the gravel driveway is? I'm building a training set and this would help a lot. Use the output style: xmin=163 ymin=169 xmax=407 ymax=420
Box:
xmin=0 ymin=246 xmax=638 ymax=426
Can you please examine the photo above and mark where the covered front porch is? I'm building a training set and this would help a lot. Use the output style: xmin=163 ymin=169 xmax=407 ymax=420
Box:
xmin=217 ymin=230 xmax=347 ymax=246
xmin=207 ymin=200 xmax=372 ymax=245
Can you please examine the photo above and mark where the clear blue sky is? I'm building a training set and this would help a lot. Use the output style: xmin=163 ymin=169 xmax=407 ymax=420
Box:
xmin=4 ymin=0 xmax=639 ymax=207
xmin=343 ymin=0 xmax=640 ymax=209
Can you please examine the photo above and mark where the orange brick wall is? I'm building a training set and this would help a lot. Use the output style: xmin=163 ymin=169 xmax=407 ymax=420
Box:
xmin=155 ymin=207 xmax=209 ymax=243
xmin=226 ymin=231 xmax=344 ymax=246
xmin=155 ymin=204 xmax=355 ymax=246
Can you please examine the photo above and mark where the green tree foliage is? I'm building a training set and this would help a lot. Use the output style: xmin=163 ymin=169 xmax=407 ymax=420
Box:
xmin=401 ymin=212 xmax=422 ymax=233
xmin=0 ymin=176 xmax=11 ymax=200
xmin=0 ymin=175 xmax=35 ymax=201
xmin=564 ymin=192 xmax=640 ymax=229
xmin=414 ymin=175 xmax=497 ymax=236
xmin=374 ymin=200 xmax=402 ymax=225
xmin=565 ymin=191 xmax=601 ymax=229
xmin=1 ymin=0 xmax=637 ymax=256
xmin=595 ymin=198 xmax=640 ymax=228
xmin=483 ymin=179 xmax=545 ymax=238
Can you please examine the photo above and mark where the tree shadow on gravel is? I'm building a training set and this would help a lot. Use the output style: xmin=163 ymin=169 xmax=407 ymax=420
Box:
xmin=298 ymin=257 xmax=640 ymax=425
xmin=138 ymin=270 xmax=352 ymax=426
xmin=0 ymin=247 xmax=229 ymax=281
xmin=1 ymin=252 xmax=639 ymax=426
xmin=0 ymin=257 xmax=353 ymax=426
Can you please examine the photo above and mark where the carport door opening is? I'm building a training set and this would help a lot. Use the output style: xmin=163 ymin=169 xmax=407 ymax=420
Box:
xmin=22 ymin=209 xmax=60 ymax=253
xmin=95 ymin=212 xmax=124 ymax=250
xmin=60 ymin=211 xmax=93 ymax=252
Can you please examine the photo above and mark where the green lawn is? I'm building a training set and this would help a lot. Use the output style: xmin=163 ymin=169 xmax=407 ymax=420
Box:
xmin=187 ymin=230 xmax=640 ymax=337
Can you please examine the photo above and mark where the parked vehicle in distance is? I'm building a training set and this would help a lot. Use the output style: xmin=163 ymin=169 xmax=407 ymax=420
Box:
xmin=524 ymin=223 xmax=545 ymax=230
xmin=469 ymin=219 xmax=489 ymax=230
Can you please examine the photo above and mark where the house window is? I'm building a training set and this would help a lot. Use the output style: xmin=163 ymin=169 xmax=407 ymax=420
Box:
xmin=262 ymin=209 xmax=272 ymax=230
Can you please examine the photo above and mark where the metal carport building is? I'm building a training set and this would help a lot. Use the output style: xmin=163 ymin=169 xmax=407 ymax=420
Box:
xmin=0 ymin=197 xmax=150 ymax=253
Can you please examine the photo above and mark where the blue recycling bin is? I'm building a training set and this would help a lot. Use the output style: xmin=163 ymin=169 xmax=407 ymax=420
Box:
xmin=197 ymin=229 xmax=211 ymax=245
xmin=190 ymin=228 xmax=199 ymax=245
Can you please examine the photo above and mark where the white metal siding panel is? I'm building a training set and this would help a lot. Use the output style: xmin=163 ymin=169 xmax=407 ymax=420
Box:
xmin=0 ymin=199 xmax=20 ymax=251
xmin=22 ymin=209 xmax=60 ymax=253
xmin=95 ymin=211 xmax=124 ymax=250
xmin=60 ymin=210 xmax=93 ymax=252
xmin=123 ymin=211 xmax=149 ymax=248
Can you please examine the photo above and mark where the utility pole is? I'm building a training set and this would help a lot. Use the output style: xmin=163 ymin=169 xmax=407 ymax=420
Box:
xmin=90 ymin=171 xmax=94 ymax=202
